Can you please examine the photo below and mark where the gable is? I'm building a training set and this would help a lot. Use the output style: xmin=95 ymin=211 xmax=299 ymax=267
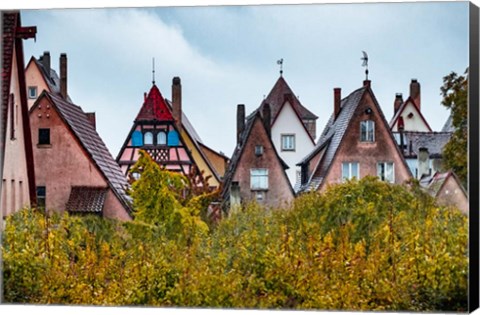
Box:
xmin=25 ymin=58 xmax=52 ymax=109
xmin=320 ymin=89 xmax=412 ymax=188
xmin=390 ymin=99 xmax=432 ymax=132
xmin=271 ymin=100 xmax=316 ymax=144
xmin=135 ymin=85 xmax=174 ymax=122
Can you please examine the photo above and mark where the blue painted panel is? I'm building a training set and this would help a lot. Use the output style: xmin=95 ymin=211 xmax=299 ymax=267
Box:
xmin=167 ymin=130 xmax=179 ymax=146
xmin=131 ymin=130 xmax=143 ymax=147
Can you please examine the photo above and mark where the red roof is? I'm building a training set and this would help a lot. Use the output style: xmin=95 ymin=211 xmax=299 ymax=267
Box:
xmin=135 ymin=84 xmax=173 ymax=121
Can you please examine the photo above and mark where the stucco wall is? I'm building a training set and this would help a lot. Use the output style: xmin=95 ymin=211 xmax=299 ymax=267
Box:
xmin=391 ymin=101 xmax=430 ymax=132
xmin=437 ymin=176 xmax=468 ymax=215
xmin=2 ymin=45 xmax=31 ymax=217
xmin=30 ymin=96 xmax=129 ymax=220
xmin=25 ymin=61 xmax=50 ymax=110
xmin=233 ymin=117 xmax=293 ymax=208
xmin=322 ymin=90 xmax=412 ymax=190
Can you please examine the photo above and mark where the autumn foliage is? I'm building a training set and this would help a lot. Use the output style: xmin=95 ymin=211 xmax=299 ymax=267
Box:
xmin=2 ymin=165 xmax=468 ymax=311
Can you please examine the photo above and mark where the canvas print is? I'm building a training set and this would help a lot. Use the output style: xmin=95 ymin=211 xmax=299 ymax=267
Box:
xmin=0 ymin=1 xmax=476 ymax=312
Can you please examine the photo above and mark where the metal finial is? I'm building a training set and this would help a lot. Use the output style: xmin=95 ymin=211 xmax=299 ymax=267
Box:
xmin=277 ymin=58 xmax=284 ymax=76
xmin=361 ymin=51 xmax=369 ymax=80
xmin=152 ymin=58 xmax=155 ymax=85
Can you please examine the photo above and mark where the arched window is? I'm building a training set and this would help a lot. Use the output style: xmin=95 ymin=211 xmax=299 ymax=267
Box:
xmin=131 ymin=130 xmax=143 ymax=147
xmin=157 ymin=131 xmax=167 ymax=145
xmin=144 ymin=131 xmax=153 ymax=145
xmin=167 ymin=130 xmax=179 ymax=146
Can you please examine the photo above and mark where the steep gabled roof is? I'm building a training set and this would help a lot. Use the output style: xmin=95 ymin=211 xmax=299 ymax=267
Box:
xmin=25 ymin=56 xmax=73 ymax=103
xmin=260 ymin=76 xmax=318 ymax=124
xmin=393 ymin=131 xmax=452 ymax=158
xmin=389 ymin=96 xmax=432 ymax=131
xmin=135 ymin=84 xmax=173 ymax=122
xmin=34 ymin=91 xmax=133 ymax=215
xmin=221 ymin=110 xmax=291 ymax=202
xmin=297 ymin=87 xmax=366 ymax=191
xmin=419 ymin=170 xmax=467 ymax=198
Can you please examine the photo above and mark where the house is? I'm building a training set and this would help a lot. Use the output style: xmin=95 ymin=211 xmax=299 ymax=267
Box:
xmin=116 ymin=77 xmax=228 ymax=189
xmin=221 ymin=103 xmax=294 ymax=210
xmin=297 ymin=80 xmax=412 ymax=193
xmin=257 ymin=75 xmax=317 ymax=186
xmin=25 ymin=51 xmax=72 ymax=109
xmin=29 ymin=90 xmax=132 ymax=220
xmin=1 ymin=11 xmax=37 ymax=217
xmin=392 ymin=131 xmax=451 ymax=179
xmin=389 ymin=79 xmax=432 ymax=132
xmin=420 ymin=171 xmax=468 ymax=214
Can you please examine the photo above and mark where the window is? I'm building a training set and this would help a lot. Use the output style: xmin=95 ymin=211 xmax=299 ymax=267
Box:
xmin=281 ymin=134 xmax=295 ymax=151
xmin=255 ymin=145 xmax=264 ymax=156
xmin=38 ymin=128 xmax=50 ymax=145
xmin=36 ymin=186 xmax=46 ymax=210
xmin=377 ymin=162 xmax=394 ymax=183
xmin=28 ymin=86 xmax=37 ymax=99
xmin=360 ymin=120 xmax=375 ymax=142
xmin=157 ymin=131 xmax=167 ymax=145
xmin=131 ymin=130 xmax=143 ymax=147
xmin=250 ymin=169 xmax=268 ymax=190
xmin=167 ymin=130 xmax=180 ymax=146
xmin=342 ymin=162 xmax=359 ymax=181
xmin=144 ymin=131 xmax=153 ymax=145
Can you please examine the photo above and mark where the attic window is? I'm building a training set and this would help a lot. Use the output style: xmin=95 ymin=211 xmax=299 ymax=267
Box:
xmin=281 ymin=134 xmax=295 ymax=151
xmin=28 ymin=86 xmax=37 ymax=99
xmin=360 ymin=120 xmax=375 ymax=142
xmin=38 ymin=128 xmax=50 ymax=145
xmin=250 ymin=169 xmax=268 ymax=190
xmin=255 ymin=145 xmax=264 ymax=156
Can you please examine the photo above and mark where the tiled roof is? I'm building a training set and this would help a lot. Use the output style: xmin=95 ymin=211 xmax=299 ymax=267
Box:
xmin=135 ymin=84 xmax=173 ymax=121
xmin=393 ymin=131 xmax=452 ymax=158
xmin=66 ymin=186 xmax=108 ymax=213
xmin=42 ymin=91 xmax=133 ymax=215
xmin=1 ymin=12 xmax=17 ymax=150
xmin=296 ymin=87 xmax=366 ymax=192
xmin=32 ymin=57 xmax=72 ymax=102
xmin=260 ymin=76 xmax=318 ymax=124
xmin=221 ymin=110 xmax=290 ymax=203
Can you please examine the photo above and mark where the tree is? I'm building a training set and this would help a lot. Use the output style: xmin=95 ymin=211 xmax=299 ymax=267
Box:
xmin=440 ymin=68 xmax=468 ymax=189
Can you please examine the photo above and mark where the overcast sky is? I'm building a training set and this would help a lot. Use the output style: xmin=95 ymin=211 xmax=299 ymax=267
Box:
xmin=20 ymin=2 xmax=469 ymax=158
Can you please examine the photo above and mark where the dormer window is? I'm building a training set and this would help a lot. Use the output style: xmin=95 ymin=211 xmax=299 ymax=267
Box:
xmin=360 ymin=120 xmax=375 ymax=142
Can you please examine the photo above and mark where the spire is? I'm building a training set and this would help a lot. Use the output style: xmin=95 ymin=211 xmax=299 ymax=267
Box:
xmin=152 ymin=57 xmax=156 ymax=85
xmin=277 ymin=58 xmax=284 ymax=77
xmin=361 ymin=51 xmax=369 ymax=80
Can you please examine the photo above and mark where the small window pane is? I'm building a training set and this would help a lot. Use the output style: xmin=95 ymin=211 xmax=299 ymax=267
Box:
xmin=144 ymin=131 xmax=153 ymax=145
xmin=38 ymin=128 xmax=50 ymax=145
xmin=255 ymin=145 xmax=263 ymax=156
xmin=250 ymin=169 xmax=268 ymax=190
xmin=360 ymin=120 xmax=374 ymax=142
xmin=36 ymin=186 xmax=46 ymax=209
xmin=281 ymin=135 xmax=295 ymax=151
xmin=157 ymin=131 xmax=167 ymax=145
xmin=28 ymin=86 xmax=37 ymax=99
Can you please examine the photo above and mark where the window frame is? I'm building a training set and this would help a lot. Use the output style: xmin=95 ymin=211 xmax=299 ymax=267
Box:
xmin=28 ymin=86 xmax=37 ymax=99
xmin=250 ymin=168 xmax=269 ymax=191
xmin=38 ymin=128 xmax=51 ymax=145
xmin=144 ymin=131 xmax=154 ymax=145
xmin=157 ymin=130 xmax=167 ymax=146
xmin=281 ymin=134 xmax=296 ymax=151
xmin=377 ymin=162 xmax=395 ymax=183
xmin=360 ymin=120 xmax=375 ymax=142
xmin=36 ymin=186 xmax=46 ymax=210
xmin=255 ymin=145 xmax=264 ymax=156
xmin=341 ymin=162 xmax=359 ymax=181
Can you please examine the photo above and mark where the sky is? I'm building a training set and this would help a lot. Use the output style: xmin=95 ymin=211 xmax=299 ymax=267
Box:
xmin=18 ymin=1 xmax=470 ymax=159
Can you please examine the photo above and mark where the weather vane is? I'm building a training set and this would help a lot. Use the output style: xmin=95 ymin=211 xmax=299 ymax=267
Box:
xmin=361 ymin=51 xmax=369 ymax=80
xmin=152 ymin=57 xmax=156 ymax=85
xmin=277 ymin=58 xmax=284 ymax=76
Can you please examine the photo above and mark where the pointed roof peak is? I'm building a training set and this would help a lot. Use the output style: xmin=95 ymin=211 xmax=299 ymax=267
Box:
xmin=135 ymin=83 xmax=173 ymax=122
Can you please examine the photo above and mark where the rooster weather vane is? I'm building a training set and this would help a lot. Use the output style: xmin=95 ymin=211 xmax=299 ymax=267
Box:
xmin=277 ymin=58 xmax=284 ymax=76
xmin=361 ymin=51 xmax=369 ymax=80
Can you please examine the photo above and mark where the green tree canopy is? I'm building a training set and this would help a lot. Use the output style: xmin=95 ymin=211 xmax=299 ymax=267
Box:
xmin=440 ymin=68 xmax=468 ymax=189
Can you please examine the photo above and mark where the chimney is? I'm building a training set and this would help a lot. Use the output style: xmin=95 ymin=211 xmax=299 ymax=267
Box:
xmin=42 ymin=51 xmax=51 ymax=76
xmin=334 ymin=88 xmax=341 ymax=120
xmin=60 ymin=53 xmax=67 ymax=99
xmin=363 ymin=80 xmax=371 ymax=88
xmin=262 ymin=103 xmax=271 ymax=138
xmin=172 ymin=76 xmax=182 ymax=132
xmin=410 ymin=79 xmax=420 ymax=110
xmin=237 ymin=104 xmax=245 ymax=144
xmin=85 ymin=112 xmax=96 ymax=129
xmin=394 ymin=93 xmax=403 ymax=114
xmin=417 ymin=147 xmax=430 ymax=179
